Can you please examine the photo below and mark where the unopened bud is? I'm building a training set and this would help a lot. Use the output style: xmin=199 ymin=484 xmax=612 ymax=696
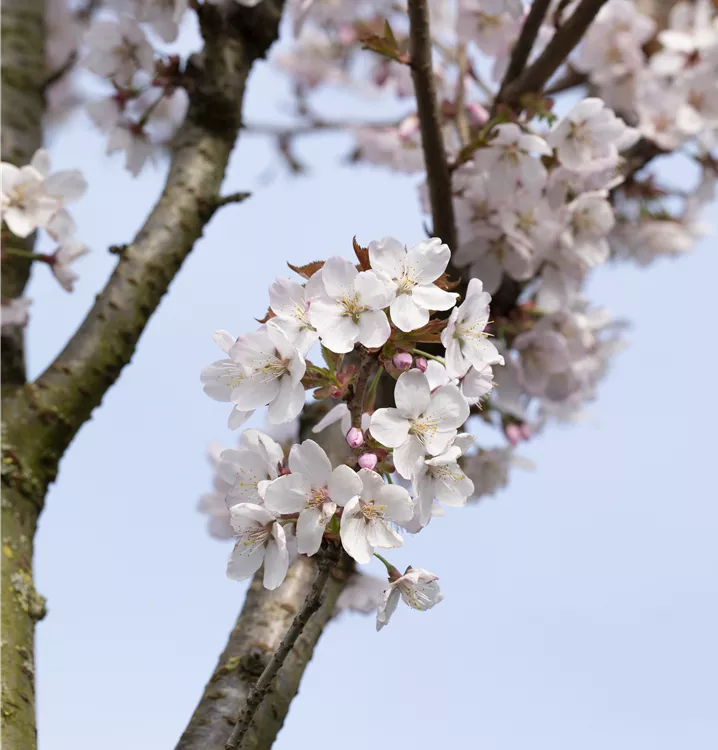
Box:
xmin=358 ymin=452 xmax=378 ymax=470
xmin=505 ymin=423 xmax=522 ymax=446
xmin=519 ymin=423 xmax=532 ymax=441
xmin=393 ymin=352 xmax=413 ymax=371
xmin=346 ymin=427 xmax=364 ymax=448
xmin=414 ymin=357 xmax=428 ymax=373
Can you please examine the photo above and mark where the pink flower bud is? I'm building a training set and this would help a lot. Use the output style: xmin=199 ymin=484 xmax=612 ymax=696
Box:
xmin=519 ymin=423 xmax=532 ymax=441
xmin=358 ymin=453 xmax=378 ymax=471
xmin=505 ymin=423 xmax=522 ymax=446
xmin=467 ymin=102 xmax=490 ymax=127
xmin=393 ymin=352 xmax=413 ymax=371
xmin=414 ymin=357 xmax=428 ymax=373
xmin=346 ymin=427 xmax=364 ymax=448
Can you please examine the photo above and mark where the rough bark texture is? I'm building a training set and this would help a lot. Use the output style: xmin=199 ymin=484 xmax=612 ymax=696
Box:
xmin=177 ymin=552 xmax=351 ymax=750
xmin=1 ymin=0 xmax=46 ymax=747
xmin=1 ymin=0 xmax=45 ymax=388
xmin=0 ymin=3 xmax=283 ymax=748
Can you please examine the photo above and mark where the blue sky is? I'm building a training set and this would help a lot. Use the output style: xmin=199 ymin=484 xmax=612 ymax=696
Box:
xmin=27 ymin=30 xmax=718 ymax=750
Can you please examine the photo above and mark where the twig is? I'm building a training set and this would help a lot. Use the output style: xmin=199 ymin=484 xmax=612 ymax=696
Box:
xmin=494 ymin=0 xmax=552 ymax=110
xmin=349 ymin=350 xmax=375 ymax=428
xmin=40 ymin=51 xmax=78 ymax=93
xmin=502 ymin=0 xmax=609 ymax=107
xmin=407 ymin=0 xmax=457 ymax=251
xmin=455 ymin=44 xmax=471 ymax=146
xmin=544 ymin=67 xmax=586 ymax=95
xmin=224 ymin=548 xmax=338 ymax=750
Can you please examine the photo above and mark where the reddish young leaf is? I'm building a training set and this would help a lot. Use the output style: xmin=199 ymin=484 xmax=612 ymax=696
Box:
xmin=287 ymin=260 xmax=325 ymax=279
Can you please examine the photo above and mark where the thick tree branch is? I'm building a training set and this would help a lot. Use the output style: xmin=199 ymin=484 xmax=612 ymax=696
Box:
xmin=502 ymin=0 xmax=609 ymax=107
xmin=1 ymin=3 xmax=283 ymax=748
xmin=1 ymin=0 xmax=45 ymax=390
xmin=407 ymin=0 xmax=457 ymax=252
xmin=225 ymin=547 xmax=339 ymax=750
xmin=175 ymin=549 xmax=352 ymax=750
xmin=494 ymin=0 xmax=553 ymax=108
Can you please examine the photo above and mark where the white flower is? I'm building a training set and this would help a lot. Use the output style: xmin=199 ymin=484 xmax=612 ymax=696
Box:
xmin=200 ymin=330 xmax=255 ymax=430
xmin=268 ymin=274 xmax=322 ymax=353
xmin=340 ymin=468 xmax=414 ymax=563
xmin=412 ymin=435 xmax=475 ymax=527
xmin=226 ymin=504 xmax=288 ymax=590
xmin=376 ymin=567 xmax=443 ymax=631
xmin=461 ymin=363 xmax=496 ymax=404
xmin=264 ymin=439 xmax=362 ymax=555
xmin=83 ymin=17 xmax=154 ymax=86
xmin=107 ymin=123 xmax=155 ymax=177
xmin=217 ymin=429 xmax=284 ymax=506
xmin=224 ymin=321 xmax=307 ymax=424
xmin=473 ymin=124 xmax=551 ymax=199
xmin=513 ymin=327 xmax=572 ymax=395
xmin=309 ymin=256 xmax=394 ymax=353
xmin=370 ymin=369 xmax=470 ymax=479
xmin=1 ymin=149 xmax=85 ymax=237
xmin=441 ymin=278 xmax=504 ymax=378
xmin=197 ymin=443 xmax=233 ymax=540
xmin=367 ymin=236 xmax=458 ymax=332
xmin=547 ymin=98 xmax=640 ymax=172
xmin=1 ymin=297 xmax=32 ymax=331
xmin=50 ymin=238 xmax=89 ymax=292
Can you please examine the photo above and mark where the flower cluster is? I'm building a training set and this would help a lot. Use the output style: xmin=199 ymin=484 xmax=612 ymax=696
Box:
xmin=1 ymin=148 xmax=88 ymax=298
xmin=200 ymin=235 xmax=503 ymax=628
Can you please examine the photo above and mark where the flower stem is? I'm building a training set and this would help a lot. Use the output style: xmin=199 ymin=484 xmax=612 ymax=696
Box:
xmin=373 ymin=553 xmax=401 ymax=580
xmin=364 ymin=365 xmax=383 ymax=412
xmin=3 ymin=248 xmax=49 ymax=263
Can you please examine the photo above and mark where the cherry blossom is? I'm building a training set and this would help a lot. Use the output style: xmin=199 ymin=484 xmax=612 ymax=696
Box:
xmin=264 ymin=439 xmax=362 ymax=555
xmin=226 ymin=504 xmax=289 ymax=589
xmin=82 ymin=17 xmax=154 ymax=86
xmin=367 ymin=236 xmax=458 ymax=332
xmin=441 ymin=278 xmax=504 ymax=377
xmin=309 ymin=256 xmax=394 ymax=353
xmin=370 ymin=369 xmax=470 ymax=479
xmin=376 ymin=567 xmax=444 ymax=631
xmin=49 ymin=238 xmax=89 ymax=292
xmin=218 ymin=429 xmax=284 ymax=506
xmin=340 ymin=468 xmax=414 ymax=563
xmin=268 ymin=275 xmax=322 ymax=353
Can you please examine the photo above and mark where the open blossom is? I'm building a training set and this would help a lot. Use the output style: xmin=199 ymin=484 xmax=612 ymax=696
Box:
xmin=473 ymin=124 xmax=551 ymax=199
xmin=1 ymin=298 xmax=32 ymax=331
xmin=49 ymin=238 xmax=89 ymax=292
xmin=309 ymin=256 xmax=394 ymax=353
xmin=200 ymin=330 xmax=255 ymax=430
xmin=547 ymin=98 xmax=639 ymax=172
xmin=218 ymin=429 xmax=284 ymax=505
xmin=107 ymin=123 xmax=154 ymax=177
xmin=441 ymin=278 xmax=504 ymax=378
xmin=1 ymin=149 xmax=86 ymax=237
xmin=83 ymin=17 xmax=154 ymax=86
xmin=513 ymin=326 xmax=572 ymax=395
xmin=412 ymin=434 xmax=475 ymax=527
xmin=340 ymin=468 xmax=414 ymax=563
xmin=367 ymin=236 xmax=458 ymax=332
xmin=223 ymin=321 xmax=306 ymax=424
xmin=226 ymin=504 xmax=288 ymax=589
xmin=376 ymin=567 xmax=443 ymax=631
xmin=268 ymin=275 xmax=322 ymax=353
xmin=264 ymin=439 xmax=362 ymax=555
xmin=370 ymin=369 xmax=470 ymax=479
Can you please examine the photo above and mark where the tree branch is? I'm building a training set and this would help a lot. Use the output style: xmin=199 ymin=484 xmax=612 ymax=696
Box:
xmin=175 ymin=550 xmax=352 ymax=750
xmin=1 ymin=4 xmax=284 ymax=748
xmin=407 ymin=0 xmax=457 ymax=252
xmin=494 ymin=0 xmax=553 ymax=108
xmin=502 ymin=0 xmax=609 ymax=107
xmin=224 ymin=548 xmax=338 ymax=750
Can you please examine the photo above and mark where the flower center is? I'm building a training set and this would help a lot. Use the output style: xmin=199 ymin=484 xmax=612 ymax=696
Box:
xmin=409 ymin=417 xmax=438 ymax=445
xmin=306 ymin=486 xmax=329 ymax=510
xmin=340 ymin=294 xmax=367 ymax=323
xmin=360 ymin=502 xmax=387 ymax=521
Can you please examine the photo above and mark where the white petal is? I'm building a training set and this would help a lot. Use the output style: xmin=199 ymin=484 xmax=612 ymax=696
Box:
xmin=370 ymin=409 xmax=410 ymax=448
xmin=406 ymin=238 xmax=450 ymax=284
xmin=321 ymin=256 xmax=358 ymax=299
xmin=288 ymin=439 xmax=332 ymax=487
xmin=328 ymin=464 xmax=363 ymax=506
xmin=356 ymin=309 xmax=391 ymax=348
xmin=263 ymin=523 xmax=289 ymax=590
xmin=354 ymin=270 xmax=394 ymax=309
xmin=394 ymin=369 xmax=431 ymax=419
xmin=226 ymin=540 xmax=265 ymax=581
xmin=376 ymin=484 xmax=414 ymax=522
xmin=425 ymin=384 xmax=470 ymax=430
xmin=411 ymin=284 xmax=458 ymax=312
xmin=267 ymin=377 xmax=305 ymax=424
xmin=263 ymin=473 xmax=309 ymax=514
xmin=296 ymin=506 xmax=329 ymax=556
xmin=390 ymin=294 xmax=429 ymax=333
xmin=393 ymin=435 xmax=425 ymax=479
xmin=376 ymin=586 xmax=401 ymax=631
xmin=368 ymin=236 xmax=406 ymax=279
xmin=312 ymin=403 xmax=350 ymax=434
xmin=366 ymin=518 xmax=403 ymax=549
xmin=340 ymin=499 xmax=373 ymax=563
